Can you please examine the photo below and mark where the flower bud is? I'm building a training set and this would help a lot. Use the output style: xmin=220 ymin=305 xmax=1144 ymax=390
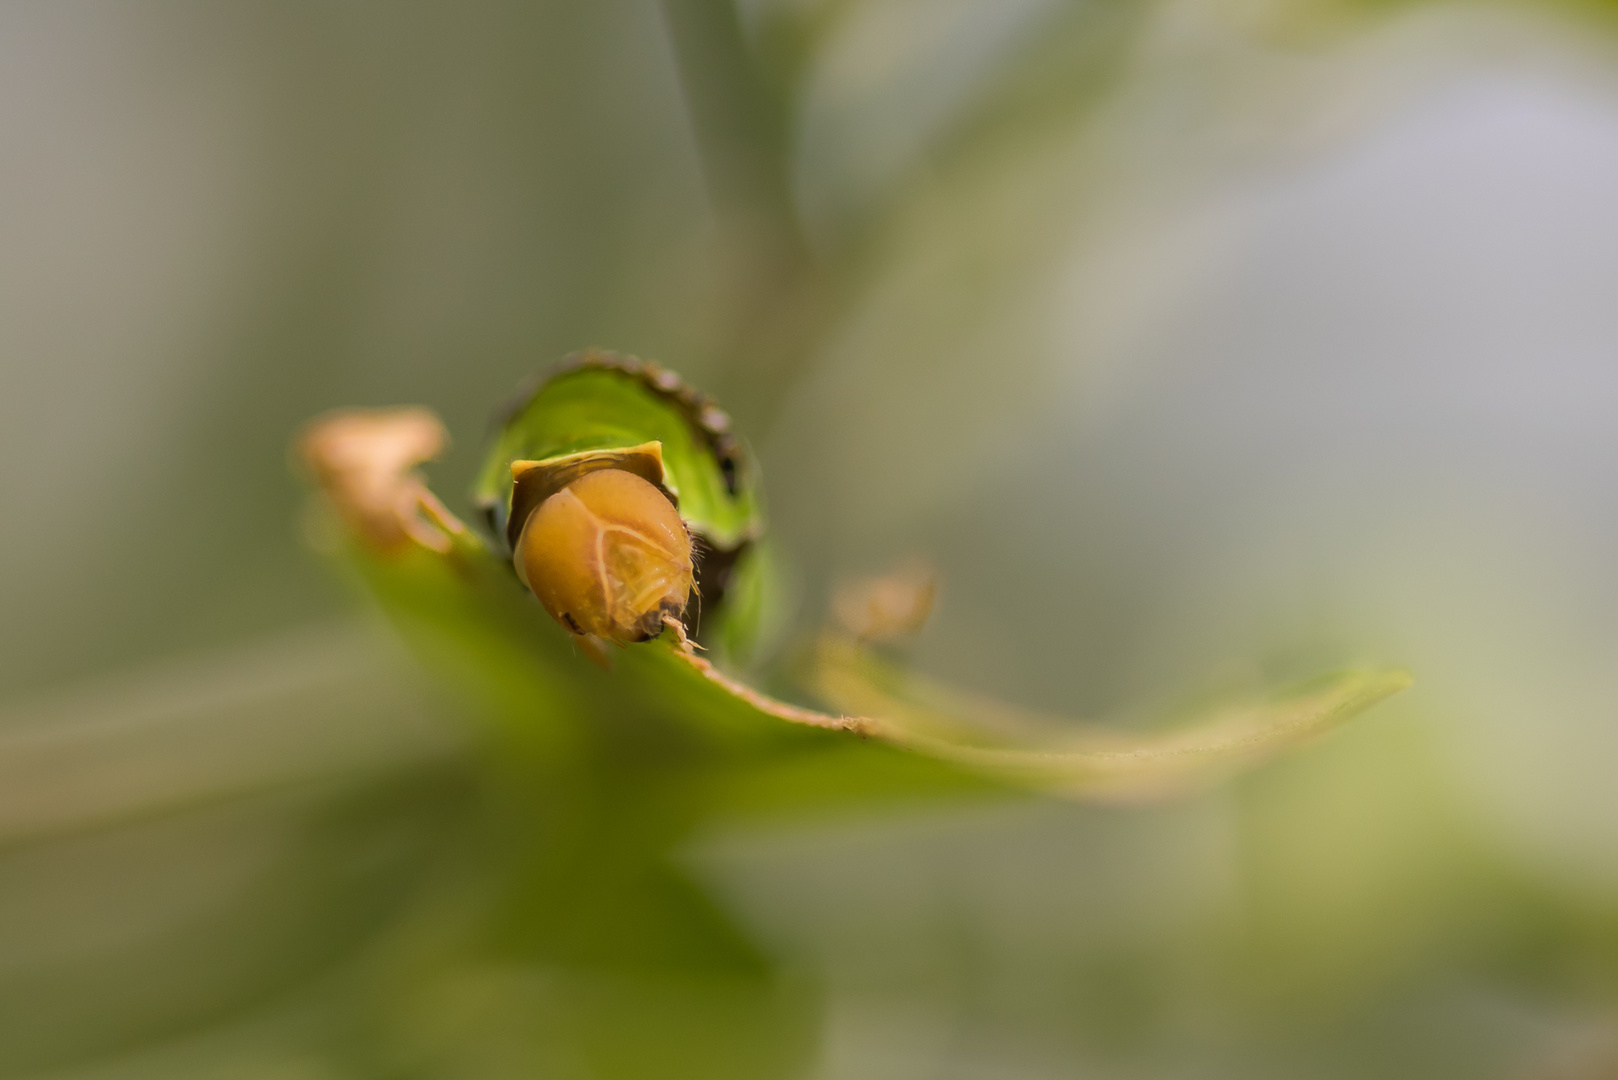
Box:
xmin=516 ymin=468 xmax=693 ymax=643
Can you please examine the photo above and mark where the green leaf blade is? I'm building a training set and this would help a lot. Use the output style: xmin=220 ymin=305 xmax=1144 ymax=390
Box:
xmin=811 ymin=636 xmax=1412 ymax=803
xmin=473 ymin=355 xmax=762 ymax=552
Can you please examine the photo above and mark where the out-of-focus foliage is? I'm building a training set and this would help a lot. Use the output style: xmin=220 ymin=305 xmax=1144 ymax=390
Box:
xmin=6 ymin=0 xmax=1618 ymax=1077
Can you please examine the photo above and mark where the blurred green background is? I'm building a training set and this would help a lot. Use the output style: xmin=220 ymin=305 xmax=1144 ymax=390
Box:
xmin=6 ymin=0 xmax=1618 ymax=1076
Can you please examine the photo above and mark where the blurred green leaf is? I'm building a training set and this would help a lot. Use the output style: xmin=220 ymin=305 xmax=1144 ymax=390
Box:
xmin=813 ymin=635 xmax=1413 ymax=802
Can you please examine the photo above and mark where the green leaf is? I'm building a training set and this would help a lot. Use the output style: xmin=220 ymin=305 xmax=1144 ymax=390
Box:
xmin=810 ymin=634 xmax=1414 ymax=802
xmin=302 ymin=363 xmax=1410 ymax=813
xmin=472 ymin=349 xmax=762 ymax=553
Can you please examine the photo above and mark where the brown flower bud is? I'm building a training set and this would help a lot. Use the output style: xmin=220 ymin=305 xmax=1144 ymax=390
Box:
xmin=515 ymin=468 xmax=693 ymax=644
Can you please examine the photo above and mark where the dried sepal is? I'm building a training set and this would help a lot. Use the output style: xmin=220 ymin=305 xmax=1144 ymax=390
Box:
xmin=831 ymin=560 xmax=938 ymax=642
xmin=297 ymin=408 xmax=466 ymax=553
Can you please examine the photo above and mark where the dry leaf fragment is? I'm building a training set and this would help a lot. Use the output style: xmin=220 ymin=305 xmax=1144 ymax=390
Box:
xmin=297 ymin=407 xmax=464 ymax=552
xmin=831 ymin=559 xmax=938 ymax=641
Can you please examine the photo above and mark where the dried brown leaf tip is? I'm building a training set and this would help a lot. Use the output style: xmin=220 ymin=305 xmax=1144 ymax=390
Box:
xmin=832 ymin=559 xmax=938 ymax=642
xmin=297 ymin=407 xmax=464 ymax=553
